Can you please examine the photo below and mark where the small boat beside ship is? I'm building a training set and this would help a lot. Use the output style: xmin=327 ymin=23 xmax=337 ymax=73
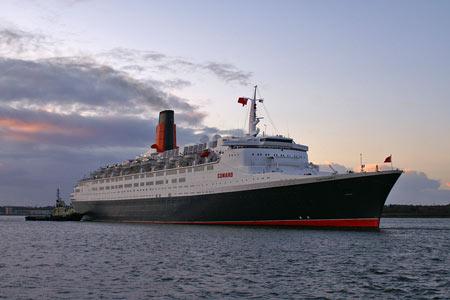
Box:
xmin=71 ymin=86 xmax=402 ymax=228
xmin=26 ymin=188 xmax=82 ymax=221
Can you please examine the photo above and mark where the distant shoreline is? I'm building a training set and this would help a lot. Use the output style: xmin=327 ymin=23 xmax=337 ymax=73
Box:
xmin=1 ymin=204 xmax=449 ymax=218
xmin=382 ymin=204 xmax=450 ymax=218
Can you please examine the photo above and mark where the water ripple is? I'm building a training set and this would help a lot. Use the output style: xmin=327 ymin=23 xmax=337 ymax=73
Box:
xmin=0 ymin=217 xmax=449 ymax=299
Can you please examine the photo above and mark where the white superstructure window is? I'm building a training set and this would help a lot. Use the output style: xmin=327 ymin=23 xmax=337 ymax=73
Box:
xmin=194 ymin=166 xmax=204 ymax=172
xmin=166 ymin=170 xmax=177 ymax=175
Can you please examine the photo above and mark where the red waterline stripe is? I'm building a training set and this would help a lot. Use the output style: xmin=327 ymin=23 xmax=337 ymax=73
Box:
xmin=125 ymin=218 xmax=380 ymax=228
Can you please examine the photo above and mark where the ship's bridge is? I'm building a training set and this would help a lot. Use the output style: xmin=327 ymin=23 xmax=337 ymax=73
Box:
xmin=220 ymin=135 xmax=308 ymax=152
xmin=218 ymin=135 xmax=314 ymax=175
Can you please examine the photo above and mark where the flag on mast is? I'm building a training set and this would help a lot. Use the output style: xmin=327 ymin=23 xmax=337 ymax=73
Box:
xmin=238 ymin=97 xmax=248 ymax=106
xmin=384 ymin=155 xmax=392 ymax=163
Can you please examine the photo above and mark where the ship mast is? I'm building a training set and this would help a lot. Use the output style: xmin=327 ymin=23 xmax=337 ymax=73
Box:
xmin=56 ymin=187 xmax=64 ymax=207
xmin=56 ymin=187 xmax=61 ymax=202
xmin=248 ymin=85 xmax=261 ymax=136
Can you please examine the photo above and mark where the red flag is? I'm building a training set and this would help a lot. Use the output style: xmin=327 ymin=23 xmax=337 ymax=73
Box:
xmin=258 ymin=99 xmax=264 ymax=103
xmin=238 ymin=97 xmax=248 ymax=106
xmin=384 ymin=155 xmax=392 ymax=163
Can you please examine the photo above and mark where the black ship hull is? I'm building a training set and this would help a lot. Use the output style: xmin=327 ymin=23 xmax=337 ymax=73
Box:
xmin=73 ymin=171 xmax=401 ymax=228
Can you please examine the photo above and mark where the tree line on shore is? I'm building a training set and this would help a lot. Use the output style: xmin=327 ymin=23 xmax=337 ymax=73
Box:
xmin=382 ymin=204 xmax=450 ymax=218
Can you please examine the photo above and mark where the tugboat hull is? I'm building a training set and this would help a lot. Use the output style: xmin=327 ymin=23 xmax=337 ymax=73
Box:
xmin=25 ymin=213 xmax=83 ymax=221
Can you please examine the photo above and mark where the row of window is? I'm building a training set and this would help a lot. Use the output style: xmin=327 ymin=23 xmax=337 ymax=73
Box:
xmin=77 ymin=176 xmax=280 ymax=194
xmin=84 ymin=178 xmax=187 ymax=192
xmin=231 ymin=145 xmax=306 ymax=152
xmin=90 ymin=165 xmax=213 ymax=185
xmin=251 ymin=153 xmax=304 ymax=158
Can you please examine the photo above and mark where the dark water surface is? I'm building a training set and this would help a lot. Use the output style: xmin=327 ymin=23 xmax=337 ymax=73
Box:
xmin=0 ymin=217 xmax=449 ymax=300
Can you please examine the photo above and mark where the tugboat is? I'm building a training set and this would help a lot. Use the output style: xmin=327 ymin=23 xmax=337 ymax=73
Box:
xmin=26 ymin=188 xmax=83 ymax=221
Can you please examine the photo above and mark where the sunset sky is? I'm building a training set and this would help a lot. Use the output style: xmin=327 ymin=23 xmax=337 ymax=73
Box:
xmin=1 ymin=0 xmax=449 ymax=206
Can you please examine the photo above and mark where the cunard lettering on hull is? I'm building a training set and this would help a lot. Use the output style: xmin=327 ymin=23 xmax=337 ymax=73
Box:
xmin=71 ymin=86 xmax=402 ymax=228
xmin=217 ymin=172 xmax=233 ymax=178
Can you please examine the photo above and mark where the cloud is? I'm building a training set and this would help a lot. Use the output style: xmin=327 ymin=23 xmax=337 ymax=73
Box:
xmin=98 ymin=47 xmax=167 ymax=63
xmin=98 ymin=47 xmax=252 ymax=86
xmin=176 ymin=111 xmax=207 ymax=127
xmin=317 ymin=162 xmax=450 ymax=205
xmin=0 ymin=25 xmax=251 ymax=206
xmin=0 ymin=27 xmax=55 ymax=58
xmin=203 ymin=62 xmax=252 ymax=85
xmin=162 ymin=79 xmax=192 ymax=90
xmin=0 ymin=145 xmax=133 ymax=206
xmin=388 ymin=170 xmax=450 ymax=205
xmin=0 ymin=116 xmax=87 ymax=142
xmin=0 ymin=107 xmax=151 ymax=146
xmin=318 ymin=161 xmax=351 ymax=173
xmin=0 ymin=106 xmax=242 ymax=206
xmin=0 ymin=57 xmax=202 ymax=120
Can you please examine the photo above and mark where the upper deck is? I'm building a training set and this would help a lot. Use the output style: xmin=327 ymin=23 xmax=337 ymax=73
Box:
xmin=220 ymin=135 xmax=308 ymax=152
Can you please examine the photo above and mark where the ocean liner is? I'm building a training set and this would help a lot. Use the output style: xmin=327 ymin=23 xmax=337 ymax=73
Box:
xmin=72 ymin=86 xmax=402 ymax=228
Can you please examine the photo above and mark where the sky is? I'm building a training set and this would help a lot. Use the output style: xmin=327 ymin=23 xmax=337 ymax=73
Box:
xmin=0 ymin=0 xmax=449 ymax=206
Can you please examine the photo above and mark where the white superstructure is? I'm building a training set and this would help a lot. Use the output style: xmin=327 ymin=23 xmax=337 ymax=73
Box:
xmin=72 ymin=86 xmax=326 ymax=203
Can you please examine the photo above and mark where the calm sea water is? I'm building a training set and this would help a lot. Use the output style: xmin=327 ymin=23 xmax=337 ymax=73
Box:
xmin=0 ymin=217 xmax=449 ymax=300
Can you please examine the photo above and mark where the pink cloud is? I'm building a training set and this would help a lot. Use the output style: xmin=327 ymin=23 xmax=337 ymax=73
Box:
xmin=33 ymin=106 xmax=53 ymax=113
xmin=0 ymin=117 xmax=88 ymax=141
